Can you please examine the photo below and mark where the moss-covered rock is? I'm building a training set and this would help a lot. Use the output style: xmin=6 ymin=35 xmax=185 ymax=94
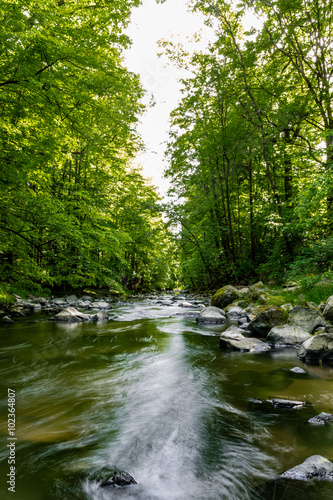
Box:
xmin=211 ymin=285 xmax=238 ymax=309
xmin=249 ymin=305 xmax=288 ymax=337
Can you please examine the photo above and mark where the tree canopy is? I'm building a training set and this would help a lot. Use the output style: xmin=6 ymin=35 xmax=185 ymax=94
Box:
xmin=0 ymin=0 xmax=176 ymax=293
xmin=163 ymin=0 xmax=333 ymax=288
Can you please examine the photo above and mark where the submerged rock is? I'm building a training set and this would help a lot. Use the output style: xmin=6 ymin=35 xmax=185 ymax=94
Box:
xmin=196 ymin=306 xmax=226 ymax=324
xmin=308 ymin=412 xmax=333 ymax=425
xmin=298 ymin=332 xmax=333 ymax=365
xmin=90 ymin=310 xmax=109 ymax=321
xmin=46 ymin=467 xmax=137 ymax=499
xmin=290 ymin=366 xmax=307 ymax=374
xmin=248 ymin=397 xmax=309 ymax=411
xmin=280 ymin=455 xmax=333 ymax=480
xmin=100 ymin=469 xmax=137 ymax=487
xmin=267 ymin=324 xmax=311 ymax=346
xmin=270 ymin=398 xmax=306 ymax=410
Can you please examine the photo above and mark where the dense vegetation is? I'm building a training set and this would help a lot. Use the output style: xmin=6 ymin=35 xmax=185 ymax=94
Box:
xmin=0 ymin=0 xmax=175 ymax=295
xmin=2 ymin=0 xmax=333 ymax=297
xmin=164 ymin=0 xmax=333 ymax=289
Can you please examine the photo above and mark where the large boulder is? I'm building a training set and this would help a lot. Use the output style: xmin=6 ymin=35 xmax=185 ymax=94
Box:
xmin=298 ymin=332 xmax=333 ymax=365
xmin=196 ymin=306 xmax=226 ymax=324
xmin=323 ymin=295 xmax=333 ymax=322
xmin=267 ymin=324 xmax=311 ymax=347
xmin=49 ymin=307 xmax=92 ymax=322
xmin=219 ymin=327 xmax=270 ymax=352
xmin=289 ymin=304 xmax=326 ymax=333
xmin=248 ymin=306 xmax=287 ymax=337
xmin=252 ymin=456 xmax=333 ymax=499
xmin=280 ymin=455 xmax=333 ymax=480
xmin=211 ymin=285 xmax=238 ymax=309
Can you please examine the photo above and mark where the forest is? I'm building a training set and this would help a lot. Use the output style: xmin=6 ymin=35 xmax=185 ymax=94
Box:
xmin=1 ymin=0 xmax=333 ymax=296
xmin=0 ymin=0 xmax=176 ymax=296
xmin=165 ymin=0 xmax=333 ymax=290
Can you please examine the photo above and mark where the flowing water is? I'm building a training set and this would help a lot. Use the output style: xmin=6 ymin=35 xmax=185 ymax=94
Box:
xmin=0 ymin=296 xmax=333 ymax=499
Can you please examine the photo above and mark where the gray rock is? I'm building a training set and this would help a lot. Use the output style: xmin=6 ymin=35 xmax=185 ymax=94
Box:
xmin=9 ymin=307 xmax=25 ymax=317
xmin=0 ymin=315 xmax=14 ymax=324
xmin=267 ymin=324 xmax=311 ymax=346
xmin=77 ymin=300 xmax=91 ymax=308
xmin=91 ymin=311 xmax=109 ymax=321
xmin=65 ymin=295 xmax=78 ymax=303
xmin=196 ymin=306 xmax=226 ymax=324
xmin=219 ymin=328 xmax=270 ymax=352
xmin=249 ymin=398 xmax=309 ymax=411
xmin=225 ymin=305 xmax=247 ymax=322
xmin=271 ymin=398 xmax=306 ymax=410
xmin=51 ymin=298 xmax=67 ymax=306
xmin=323 ymin=295 xmax=333 ymax=322
xmin=50 ymin=307 xmax=92 ymax=322
xmin=220 ymin=325 xmax=245 ymax=339
xmin=81 ymin=295 xmax=92 ymax=301
xmin=32 ymin=297 xmax=48 ymax=305
xmin=249 ymin=306 xmax=287 ymax=337
xmin=289 ymin=305 xmax=326 ymax=333
xmin=211 ymin=285 xmax=238 ymax=309
xmin=179 ymin=301 xmax=194 ymax=308
xmin=100 ymin=470 xmax=137 ymax=487
xmin=92 ymin=300 xmax=111 ymax=309
xmin=308 ymin=412 xmax=333 ymax=425
xmin=280 ymin=455 xmax=333 ymax=480
xmin=298 ymin=332 xmax=333 ymax=365
xmin=238 ymin=316 xmax=248 ymax=325
xmin=290 ymin=367 xmax=307 ymax=374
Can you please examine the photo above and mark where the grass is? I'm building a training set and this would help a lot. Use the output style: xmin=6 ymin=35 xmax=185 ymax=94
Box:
xmin=267 ymin=282 xmax=333 ymax=306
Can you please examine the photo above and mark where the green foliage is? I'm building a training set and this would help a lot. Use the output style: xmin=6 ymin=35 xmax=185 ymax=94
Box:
xmin=162 ymin=0 xmax=333 ymax=290
xmin=0 ymin=285 xmax=15 ymax=306
xmin=0 ymin=0 xmax=176 ymax=294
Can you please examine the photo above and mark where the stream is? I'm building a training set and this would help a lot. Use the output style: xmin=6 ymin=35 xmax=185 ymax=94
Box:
xmin=0 ymin=295 xmax=333 ymax=499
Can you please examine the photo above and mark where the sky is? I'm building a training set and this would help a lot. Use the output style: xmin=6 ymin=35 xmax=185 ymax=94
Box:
xmin=125 ymin=0 xmax=212 ymax=198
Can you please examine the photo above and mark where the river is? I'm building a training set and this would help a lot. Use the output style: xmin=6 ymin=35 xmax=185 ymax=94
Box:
xmin=0 ymin=295 xmax=333 ymax=499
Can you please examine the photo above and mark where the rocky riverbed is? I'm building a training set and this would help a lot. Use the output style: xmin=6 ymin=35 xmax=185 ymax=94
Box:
xmin=0 ymin=285 xmax=332 ymax=499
